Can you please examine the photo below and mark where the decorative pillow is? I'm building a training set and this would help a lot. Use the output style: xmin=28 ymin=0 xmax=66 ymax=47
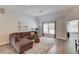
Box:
xmin=30 ymin=32 xmax=35 ymax=35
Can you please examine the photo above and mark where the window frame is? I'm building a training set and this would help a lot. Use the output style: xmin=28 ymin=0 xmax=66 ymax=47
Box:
xmin=42 ymin=22 xmax=56 ymax=37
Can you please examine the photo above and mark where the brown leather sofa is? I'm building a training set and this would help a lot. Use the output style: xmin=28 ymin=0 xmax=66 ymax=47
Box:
xmin=9 ymin=31 xmax=39 ymax=53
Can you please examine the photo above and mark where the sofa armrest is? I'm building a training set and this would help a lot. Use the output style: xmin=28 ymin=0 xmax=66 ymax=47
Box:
xmin=10 ymin=36 xmax=16 ymax=47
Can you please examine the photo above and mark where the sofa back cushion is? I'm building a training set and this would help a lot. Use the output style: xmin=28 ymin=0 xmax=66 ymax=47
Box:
xmin=10 ymin=31 xmax=37 ymax=42
xmin=30 ymin=32 xmax=35 ymax=36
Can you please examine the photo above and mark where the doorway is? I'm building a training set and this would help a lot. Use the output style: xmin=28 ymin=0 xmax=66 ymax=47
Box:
xmin=67 ymin=20 xmax=78 ymax=40
xmin=67 ymin=19 xmax=78 ymax=53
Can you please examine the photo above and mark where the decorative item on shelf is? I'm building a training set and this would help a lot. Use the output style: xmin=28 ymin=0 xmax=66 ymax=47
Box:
xmin=18 ymin=21 xmax=21 ymax=31
xmin=34 ymin=28 xmax=40 ymax=43
xmin=34 ymin=32 xmax=40 ymax=43
xmin=17 ymin=21 xmax=28 ymax=31
xmin=35 ymin=28 xmax=38 ymax=32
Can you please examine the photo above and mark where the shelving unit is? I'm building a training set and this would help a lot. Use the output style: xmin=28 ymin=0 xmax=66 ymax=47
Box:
xmin=17 ymin=21 xmax=28 ymax=31
xmin=18 ymin=25 xmax=28 ymax=31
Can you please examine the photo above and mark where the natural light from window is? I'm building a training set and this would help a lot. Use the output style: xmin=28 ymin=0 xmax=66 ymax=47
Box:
xmin=67 ymin=20 xmax=78 ymax=32
xmin=43 ymin=22 xmax=55 ymax=35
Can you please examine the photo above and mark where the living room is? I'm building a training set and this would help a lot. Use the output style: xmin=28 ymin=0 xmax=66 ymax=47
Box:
xmin=0 ymin=5 xmax=78 ymax=54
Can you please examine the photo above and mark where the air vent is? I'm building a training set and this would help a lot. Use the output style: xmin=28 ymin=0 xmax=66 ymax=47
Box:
xmin=0 ymin=8 xmax=5 ymax=15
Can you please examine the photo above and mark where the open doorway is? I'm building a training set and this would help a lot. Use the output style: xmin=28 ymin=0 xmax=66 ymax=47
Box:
xmin=67 ymin=19 xmax=78 ymax=53
xmin=67 ymin=20 xmax=78 ymax=40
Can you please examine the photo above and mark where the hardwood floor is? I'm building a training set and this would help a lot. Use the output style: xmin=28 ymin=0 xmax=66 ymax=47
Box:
xmin=0 ymin=37 xmax=77 ymax=54
xmin=0 ymin=44 xmax=17 ymax=54
xmin=47 ymin=39 xmax=76 ymax=54
xmin=47 ymin=32 xmax=77 ymax=54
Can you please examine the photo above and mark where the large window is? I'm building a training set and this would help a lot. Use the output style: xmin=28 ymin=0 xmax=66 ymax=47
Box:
xmin=67 ymin=20 xmax=78 ymax=39
xmin=43 ymin=22 xmax=55 ymax=35
xmin=67 ymin=20 xmax=78 ymax=32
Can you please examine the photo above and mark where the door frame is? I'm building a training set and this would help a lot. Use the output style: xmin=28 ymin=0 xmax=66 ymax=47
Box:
xmin=42 ymin=21 xmax=56 ymax=38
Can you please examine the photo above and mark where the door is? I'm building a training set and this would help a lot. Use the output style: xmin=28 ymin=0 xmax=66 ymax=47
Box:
xmin=43 ymin=22 xmax=55 ymax=37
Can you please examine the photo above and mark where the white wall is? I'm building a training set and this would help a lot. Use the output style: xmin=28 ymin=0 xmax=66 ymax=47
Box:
xmin=0 ymin=7 xmax=37 ymax=45
xmin=78 ymin=20 xmax=79 ymax=51
xmin=55 ymin=20 xmax=67 ymax=40
xmin=78 ymin=20 xmax=79 ymax=42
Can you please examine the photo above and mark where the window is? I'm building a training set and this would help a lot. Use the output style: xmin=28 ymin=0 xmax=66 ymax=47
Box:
xmin=49 ymin=23 xmax=55 ymax=34
xmin=43 ymin=23 xmax=49 ymax=34
xmin=67 ymin=20 xmax=78 ymax=39
xmin=67 ymin=20 xmax=78 ymax=32
xmin=43 ymin=22 xmax=55 ymax=35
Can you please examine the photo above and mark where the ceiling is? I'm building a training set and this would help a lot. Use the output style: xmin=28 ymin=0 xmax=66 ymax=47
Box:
xmin=0 ymin=5 xmax=76 ymax=17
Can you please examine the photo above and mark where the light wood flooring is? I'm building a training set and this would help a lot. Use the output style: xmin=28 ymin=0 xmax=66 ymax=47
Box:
xmin=0 ymin=37 xmax=77 ymax=54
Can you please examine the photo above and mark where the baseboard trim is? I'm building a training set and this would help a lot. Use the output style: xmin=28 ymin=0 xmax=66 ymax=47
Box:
xmin=0 ymin=41 xmax=9 ymax=46
xmin=55 ymin=38 xmax=67 ymax=40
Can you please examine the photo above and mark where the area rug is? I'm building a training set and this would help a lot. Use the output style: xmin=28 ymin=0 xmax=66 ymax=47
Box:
xmin=24 ymin=37 xmax=55 ymax=54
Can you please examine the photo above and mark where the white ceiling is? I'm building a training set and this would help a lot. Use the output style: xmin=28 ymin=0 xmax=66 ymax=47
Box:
xmin=0 ymin=5 xmax=76 ymax=17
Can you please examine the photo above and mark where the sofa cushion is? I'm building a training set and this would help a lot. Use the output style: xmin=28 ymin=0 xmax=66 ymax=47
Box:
xmin=16 ymin=38 xmax=33 ymax=48
xmin=30 ymin=32 xmax=35 ymax=35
